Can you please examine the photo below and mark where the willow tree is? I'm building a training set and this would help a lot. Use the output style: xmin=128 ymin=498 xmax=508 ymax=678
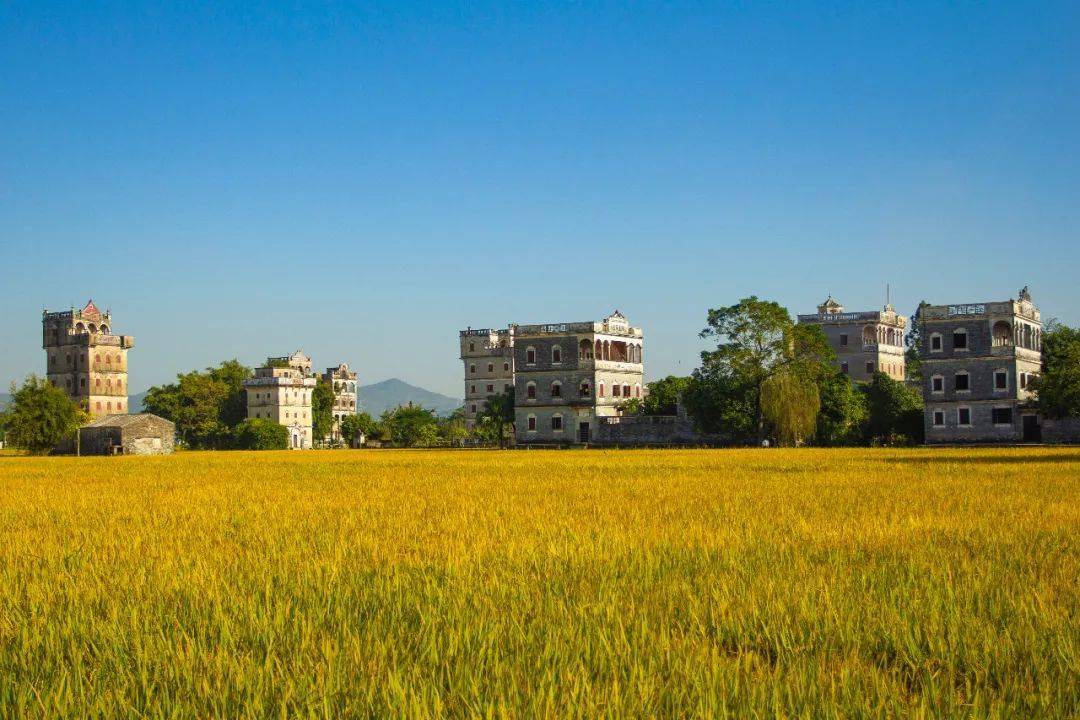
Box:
xmin=761 ymin=371 xmax=820 ymax=446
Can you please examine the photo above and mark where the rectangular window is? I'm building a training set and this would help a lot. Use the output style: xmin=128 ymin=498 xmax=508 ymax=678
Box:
xmin=503 ymin=363 xmax=510 ymax=372
xmin=992 ymin=407 xmax=1013 ymax=425
xmin=553 ymin=348 xmax=561 ymax=363
xmin=527 ymin=416 xmax=536 ymax=431
xmin=552 ymin=416 xmax=563 ymax=430
xmin=932 ymin=376 xmax=944 ymax=393
xmin=994 ymin=372 xmax=1007 ymax=390
xmin=486 ymin=384 xmax=494 ymax=393
xmin=839 ymin=334 xmax=848 ymax=346
xmin=551 ymin=384 xmax=561 ymax=398
xmin=527 ymin=385 xmax=536 ymax=399
xmin=931 ymin=335 xmax=942 ymax=351
xmin=958 ymin=407 xmax=971 ymax=426
xmin=866 ymin=362 xmax=874 ymax=374
xmin=955 ymin=374 xmax=969 ymax=391
xmin=933 ymin=410 xmax=945 ymax=427
xmin=953 ymin=331 xmax=968 ymax=349
xmin=526 ymin=349 xmax=536 ymax=364
xmin=1020 ymin=373 xmax=1027 ymax=389
xmin=487 ymin=363 xmax=494 ymax=372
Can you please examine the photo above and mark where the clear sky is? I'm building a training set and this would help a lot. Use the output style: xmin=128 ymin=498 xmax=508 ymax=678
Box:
xmin=2 ymin=1 xmax=1078 ymax=397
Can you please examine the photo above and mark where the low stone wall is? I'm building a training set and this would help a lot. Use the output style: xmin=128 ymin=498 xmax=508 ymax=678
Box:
xmin=1042 ymin=417 xmax=1080 ymax=444
xmin=594 ymin=415 xmax=724 ymax=447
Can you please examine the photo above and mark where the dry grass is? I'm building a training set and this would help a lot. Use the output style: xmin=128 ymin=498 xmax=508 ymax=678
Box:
xmin=0 ymin=448 xmax=1077 ymax=718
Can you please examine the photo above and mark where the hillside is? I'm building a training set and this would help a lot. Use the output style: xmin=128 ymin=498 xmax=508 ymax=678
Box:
xmin=358 ymin=378 xmax=462 ymax=417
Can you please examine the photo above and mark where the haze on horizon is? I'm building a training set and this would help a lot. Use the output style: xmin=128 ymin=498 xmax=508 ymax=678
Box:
xmin=2 ymin=1 xmax=1078 ymax=397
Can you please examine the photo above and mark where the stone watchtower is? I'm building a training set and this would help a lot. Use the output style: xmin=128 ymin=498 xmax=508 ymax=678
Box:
xmin=459 ymin=326 xmax=515 ymax=429
xmin=243 ymin=350 xmax=317 ymax=449
xmin=322 ymin=363 xmax=359 ymax=442
xmin=920 ymin=287 xmax=1043 ymax=443
xmin=797 ymin=296 xmax=906 ymax=382
xmin=513 ymin=310 xmax=644 ymax=444
xmin=42 ymin=300 xmax=135 ymax=418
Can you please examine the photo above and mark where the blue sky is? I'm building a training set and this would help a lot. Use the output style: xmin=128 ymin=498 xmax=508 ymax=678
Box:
xmin=2 ymin=1 xmax=1078 ymax=397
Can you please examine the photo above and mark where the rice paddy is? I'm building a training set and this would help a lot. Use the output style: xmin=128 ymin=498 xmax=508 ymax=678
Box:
xmin=0 ymin=448 xmax=1077 ymax=718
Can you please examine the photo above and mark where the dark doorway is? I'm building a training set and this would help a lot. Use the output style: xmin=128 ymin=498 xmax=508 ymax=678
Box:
xmin=578 ymin=422 xmax=590 ymax=443
xmin=1022 ymin=415 xmax=1042 ymax=442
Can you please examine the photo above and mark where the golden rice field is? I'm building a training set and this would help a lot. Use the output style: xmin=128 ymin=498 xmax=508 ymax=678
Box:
xmin=0 ymin=448 xmax=1077 ymax=718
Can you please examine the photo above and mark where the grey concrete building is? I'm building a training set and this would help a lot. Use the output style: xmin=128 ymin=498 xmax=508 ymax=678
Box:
xmin=513 ymin=311 xmax=643 ymax=444
xmin=459 ymin=326 xmax=515 ymax=429
xmin=797 ymin=296 xmax=906 ymax=382
xmin=79 ymin=413 xmax=175 ymax=455
xmin=920 ymin=287 xmax=1043 ymax=444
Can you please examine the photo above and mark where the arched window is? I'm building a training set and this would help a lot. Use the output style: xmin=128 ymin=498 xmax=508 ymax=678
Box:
xmin=552 ymin=345 xmax=562 ymax=363
xmin=99 ymin=324 xmax=109 ymax=334
xmin=468 ymin=342 xmax=475 ymax=352
xmin=953 ymin=328 xmax=968 ymax=350
xmin=992 ymin=321 xmax=1011 ymax=347
xmin=595 ymin=339 xmax=602 ymax=359
xmin=526 ymin=382 xmax=537 ymax=400
xmin=527 ymin=414 xmax=537 ymax=432
xmin=862 ymin=326 xmax=876 ymax=347
xmin=635 ymin=384 xmax=641 ymax=398
xmin=469 ymin=364 xmax=476 ymax=374
xmin=579 ymin=339 xmax=592 ymax=360
xmin=551 ymin=414 xmax=563 ymax=431
xmin=599 ymin=382 xmax=605 ymax=397
xmin=503 ymin=362 xmax=510 ymax=372
xmin=75 ymin=322 xmax=85 ymax=333
xmin=526 ymin=347 xmax=536 ymax=365
xmin=550 ymin=381 xmax=562 ymax=398
xmin=623 ymin=384 xmax=630 ymax=397
xmin=88 ymin=323 xmax=97 ymax=334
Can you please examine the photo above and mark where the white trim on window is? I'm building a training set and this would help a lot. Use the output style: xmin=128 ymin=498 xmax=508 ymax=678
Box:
xmin=932 ymin=409 xmax=946 ymax=428
xmin=929 ymin=332 xmax=943 ymax=353
xmin=525 ymin=381 xmax=537 ymax=401
xmin=551 ymin=345 xmax=562 ymax=364
xmin=952 ymin=328 xmax=969 ymax=352
xmin=931 ymin=375 xmax=944 ymax=394
xmin=525 ymin=346 xmax=536 ymax=365
xmin=551 ymin=413 xmax=564 ymax=432
xmin=954 ymin=370 xmax=971 ymax=394
xmin=993 ymin=368 xmax=1009 ymax=392
xmin=957 ymin=406 xmax=972 ymax=427
xmin=992 ymin=405 xmax=1014 ymax=426
xmin=526 ymin=413 xmax=537 ymax=432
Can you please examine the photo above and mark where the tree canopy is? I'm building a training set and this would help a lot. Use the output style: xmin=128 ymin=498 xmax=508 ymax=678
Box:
xmin=312 ymin=377 xmax=334 ymax=443
xmin=143 ymin=360 xmax=251 ymax=448
xmin=1 ymin=376 xmax=88 ymax=454
xmin=1031 ymin=322 xmax=1080 ymax=418
xmin=234 ymin=418 xmax=288 ymax=450
xmin=860 ymin=372 xmax=924 ymax=445
xmin=686 ymin=297 xmax=835 ymax=443
xmin=642 ymin=376 xmax=691 ymax=416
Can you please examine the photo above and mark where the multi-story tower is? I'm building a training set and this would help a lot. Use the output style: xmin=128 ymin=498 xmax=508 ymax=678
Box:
xmin=797 ymin=296 xmax=906 ymax=381
xmin=243 ymin=350 xmax=317 ymax=449
xmin=323 ymin=363 xmax=358 ymax=442
xmin=920 ymin=287 xmax=1043 ymax=444
xmin=459 ymin=326 xmax=515 ymax=428
xmin=42 ymin=300 xmax=135 ymax=418
xmin=513 ymin=311 xmax=643 ymax=444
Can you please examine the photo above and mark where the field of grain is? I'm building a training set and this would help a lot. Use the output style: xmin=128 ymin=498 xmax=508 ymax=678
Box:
xmin=0 ymin=448 xmax=1077 ymax=718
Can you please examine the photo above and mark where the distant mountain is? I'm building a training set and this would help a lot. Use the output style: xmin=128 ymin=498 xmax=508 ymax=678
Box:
xmin=359 ymin=378 xmax=462 ymax=417
xmin=130 ymin=390 xmax=149 ymax=412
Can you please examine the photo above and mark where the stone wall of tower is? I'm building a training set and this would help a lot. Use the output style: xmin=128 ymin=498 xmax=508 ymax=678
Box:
xmin=42 ymin=301 xmax=134 ymax=419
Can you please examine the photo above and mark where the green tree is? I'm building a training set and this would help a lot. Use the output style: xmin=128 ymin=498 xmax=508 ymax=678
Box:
xmin=815 ymin=369 xmax=868 ymax=446
xmin=642 ymin=376 xmax=691 ymax=415
xmin=1031 ymin=321 xmax=1080 ymax=418
xmin=381 ymin=405 xmax=440 ymax=447
xmin=761 ymin=370 xmax=820 ymax=446
xmin=312 ymin=377 xmax=334 ymax=444
xmin=234 ymin=418 xmax=288 ymax=450
xmin=340 ymin=412 xmax=377 ymax=446
xmin=143 ymin=360 xmax=251 ymax=449
xmin=905 ymin=301 xmax=928 ymax=381
xmin=475 ymin=389 xmax=515 ymax=444
xmin=438 ymin=408 xmax=470 ymax=446
xmin=861 ymin=372 xmax=924 ymax=445
xmin=687 ymin=297 xmax=834 ymax=443
xmin=3 ymin=376 xmax=88 ymax=454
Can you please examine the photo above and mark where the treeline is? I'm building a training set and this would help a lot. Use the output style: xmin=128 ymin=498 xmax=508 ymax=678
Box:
xmin=626 ymin=297 xmax=1080 ymax=446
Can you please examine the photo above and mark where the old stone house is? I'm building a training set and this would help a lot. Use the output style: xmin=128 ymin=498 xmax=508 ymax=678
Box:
xmin=79 ymin=413 xmax=175 ymax=455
